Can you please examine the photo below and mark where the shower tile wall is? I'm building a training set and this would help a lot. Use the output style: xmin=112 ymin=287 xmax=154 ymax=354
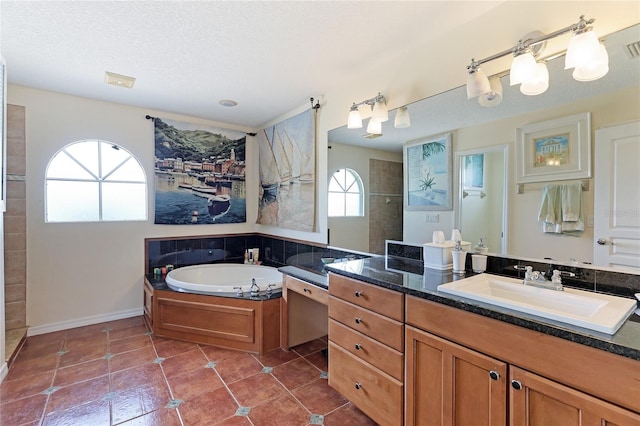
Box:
xmin=5 ymin=104 xmax=27 ymax=331
xmin=369 ymin=159 xmax=403 ymax=254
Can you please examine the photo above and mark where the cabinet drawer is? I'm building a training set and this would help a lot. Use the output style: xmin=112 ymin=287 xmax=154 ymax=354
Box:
xmin=329 ymin=273 xmax=404 ymax=321
xmin=329 ymin=319 xmax=403 ymax=381
xmin=329 ymin=296 xmax=403 ymax=351
xmin=285 ymin=275 xmax=328 ymax=305
xmin=329 ymin=342 xmax=403 ymax=426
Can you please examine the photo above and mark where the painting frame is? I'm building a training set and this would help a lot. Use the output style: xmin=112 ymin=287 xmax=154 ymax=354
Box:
xmin=463 ymin=153 xmax=485 ymax=190
xmin=516 ymin=112 xmax=591 ymax=184
xmin=404 ymin=133 xmax=453 ymax=211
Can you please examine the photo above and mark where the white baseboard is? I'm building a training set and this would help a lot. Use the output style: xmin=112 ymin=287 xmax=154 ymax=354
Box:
xmin=0 ymin=362 xmax=8 ymax=383
xmin=27 ymin=308 xmax=144 ymax=337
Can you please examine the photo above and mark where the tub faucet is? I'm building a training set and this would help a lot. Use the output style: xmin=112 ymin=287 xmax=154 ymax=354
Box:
xmin=523 ymin=266 xmax=564 ymax=291
xmin=250 ymin=278 xmax=260 ymax=297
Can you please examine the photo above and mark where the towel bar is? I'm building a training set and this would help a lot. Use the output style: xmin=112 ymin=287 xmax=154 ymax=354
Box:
xmin=516 ymin=179 xmax=589 ymax=194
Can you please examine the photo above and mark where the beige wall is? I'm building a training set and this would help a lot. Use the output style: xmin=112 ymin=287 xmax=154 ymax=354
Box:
xmin=9 ymin=85 xmax=259 ymax=332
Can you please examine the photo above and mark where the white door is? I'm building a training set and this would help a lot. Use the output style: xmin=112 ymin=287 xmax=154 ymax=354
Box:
xmin=593 ymin=121 xmax=640 ymax=269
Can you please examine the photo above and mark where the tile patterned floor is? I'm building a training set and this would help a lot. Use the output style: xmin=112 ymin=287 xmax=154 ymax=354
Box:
xmin=0 ymin=316 xmax=377 ymax=425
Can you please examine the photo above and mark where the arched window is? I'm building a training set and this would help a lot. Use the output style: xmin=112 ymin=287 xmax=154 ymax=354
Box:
xmin=45 ymin=140 xmax=147 ymax=222
xmin=328 ymin=168 xmax=364 ymax=217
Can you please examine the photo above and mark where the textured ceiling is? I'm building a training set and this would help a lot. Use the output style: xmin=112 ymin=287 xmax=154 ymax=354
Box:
xmin=0 ymin=0 xmax=502 ymax=128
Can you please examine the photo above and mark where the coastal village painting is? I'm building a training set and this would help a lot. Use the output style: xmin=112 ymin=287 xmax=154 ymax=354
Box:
xmin=153 ymin=118 xmax=247 ymax=224
xmin=257 ymin=108 xmax=316 ymax=231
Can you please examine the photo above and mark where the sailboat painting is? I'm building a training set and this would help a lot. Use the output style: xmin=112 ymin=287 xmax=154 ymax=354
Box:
xmin=257 ymin=108 xmax=316 ymax=231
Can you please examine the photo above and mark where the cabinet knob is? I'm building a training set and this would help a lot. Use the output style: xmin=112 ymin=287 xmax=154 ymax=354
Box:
xmin=303 ymin=288 xmax=309 ymax=293
xmin=489 ymin=371 xmax=500 ymax=381
xmin=355 ymin=343 xmax=362 ymax=350
xmin=511 ymin=380 xmax=522 ymax=390
xmin=355 ymin=290 xmax=362 ymax=298
xmin=354 ymin=317 xmax=362 ymax=324
xmin=354 ymin=382 xmax=362 ymax=390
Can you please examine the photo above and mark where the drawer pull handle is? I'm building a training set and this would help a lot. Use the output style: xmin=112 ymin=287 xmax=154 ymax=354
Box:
xmin=511 ymin=380 xmax=522 ymax=391
xmin=355 ymin=343 xmax=362 ymax=350
xmin=355 ymin=290 xmax=362 ymax=298
xmin=489 ymin=371 xmax=500 ymax=381
xmin=354 ymin=317 xmax=362 ymax=324
xmin=303 ymin=288 xmax=309 ymax=293
xmin=354 ymin=382 xmax=362 ymax=390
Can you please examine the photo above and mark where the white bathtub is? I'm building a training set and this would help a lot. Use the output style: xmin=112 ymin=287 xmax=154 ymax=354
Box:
xmin=165 ymin=263 xmax=283 ymax=295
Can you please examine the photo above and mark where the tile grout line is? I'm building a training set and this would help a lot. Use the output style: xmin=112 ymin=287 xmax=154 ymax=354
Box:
xmin=151 ymin=334 xmax=186 ymax=426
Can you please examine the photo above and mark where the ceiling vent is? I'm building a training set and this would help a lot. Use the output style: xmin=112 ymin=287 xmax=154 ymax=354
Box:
xmin=104 ymin=71 xmax=136 ymax=88
xmin=625 ymin=41 xmax=640 ymax=59
xmin=363 ymin=133 xmax=383 ymax=139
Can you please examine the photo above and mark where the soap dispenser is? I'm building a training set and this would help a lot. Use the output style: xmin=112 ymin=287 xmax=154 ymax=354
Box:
xmin=452 ymin=241 xmax=467 ymax=274
xmin=475 ymin=238 xmax=489 ymax=254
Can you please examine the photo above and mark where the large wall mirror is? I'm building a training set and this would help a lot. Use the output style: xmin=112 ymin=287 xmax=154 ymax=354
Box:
xmin=327 ymin=23 xmax=640 ymax=263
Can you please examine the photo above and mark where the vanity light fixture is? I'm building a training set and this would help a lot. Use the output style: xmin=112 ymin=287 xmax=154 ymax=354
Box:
xmin=366 ymin=117 xmax=382 ymax=135
xmin=347 ymin=92 xmax=388 ymax=129
xmin=478 ymin=76 xmax=503 ymax=107
xmin=466 ymin=15 xmax=608 ymax=106
xmin=394 ymin=106 xmax=411 ymax=128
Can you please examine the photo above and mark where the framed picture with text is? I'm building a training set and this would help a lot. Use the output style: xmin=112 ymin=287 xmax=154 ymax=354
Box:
xmin=516 ymin=112 xmax=591 ymax=184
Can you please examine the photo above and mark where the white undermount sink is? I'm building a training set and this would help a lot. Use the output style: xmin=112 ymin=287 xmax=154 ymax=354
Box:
xmin=437 ymin=273 xmax=637 ymax=334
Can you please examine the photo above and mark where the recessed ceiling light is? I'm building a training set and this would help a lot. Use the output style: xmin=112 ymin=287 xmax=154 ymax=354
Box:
xmin=219 ymin=99 xmax=238 ymax=107
xmin=104 ymin=71 xmax=136 ymax=88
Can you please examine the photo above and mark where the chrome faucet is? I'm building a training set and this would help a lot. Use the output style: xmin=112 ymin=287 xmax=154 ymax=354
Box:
xmin=523 ymin=266 xmax=564 ymax=291
xmin=250 ymin=278 xmax=260 ymax=297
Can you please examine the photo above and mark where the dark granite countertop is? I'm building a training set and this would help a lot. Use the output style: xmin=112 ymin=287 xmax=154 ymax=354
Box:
xmin=321 ymin=256 xmax=640 ymax=361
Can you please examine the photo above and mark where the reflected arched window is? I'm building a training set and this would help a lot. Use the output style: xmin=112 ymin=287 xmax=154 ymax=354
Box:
xmin=45 ymin=140 xmax=147 ymax=222
xmin=328 ymin=168 xmax=364 ymax=217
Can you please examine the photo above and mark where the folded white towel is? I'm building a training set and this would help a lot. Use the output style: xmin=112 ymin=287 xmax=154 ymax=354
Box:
xmin=537 ymin=183 xmax=585 ymax=235
xmin=561 ymin=182 xmax=584 ymax=235
xmin=562 ymin=182 xmax=582 ymax=222
xmin=538 ymin=184 xmax=561 ymax=224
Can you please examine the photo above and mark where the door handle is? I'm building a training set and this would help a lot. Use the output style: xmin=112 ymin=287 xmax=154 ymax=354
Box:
xmin=597 ymin=237 xmax=613 ymax=246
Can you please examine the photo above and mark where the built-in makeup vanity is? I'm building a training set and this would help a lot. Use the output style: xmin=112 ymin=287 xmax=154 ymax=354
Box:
xmin=281 ymin=254 xmax=640 ymax=426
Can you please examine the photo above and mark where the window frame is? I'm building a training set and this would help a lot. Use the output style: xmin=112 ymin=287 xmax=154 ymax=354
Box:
xmin=328 ymin=167 xmax=365 ymax=217
xmin=45 ymin=139 xmax=148 ymax=223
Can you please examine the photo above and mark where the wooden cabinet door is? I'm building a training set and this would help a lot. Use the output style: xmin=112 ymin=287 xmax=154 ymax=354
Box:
xmin=405 ymin=326 xmax=507 ymax=426
xmin=510 ymin=366 xmax=640 ymax=426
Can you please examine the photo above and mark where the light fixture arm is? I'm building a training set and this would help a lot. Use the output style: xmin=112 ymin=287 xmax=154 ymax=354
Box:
xmin=350 ymin=92 xmax=386 ymax=111
xmin=467 ymin=15 xmax=596 ymax=70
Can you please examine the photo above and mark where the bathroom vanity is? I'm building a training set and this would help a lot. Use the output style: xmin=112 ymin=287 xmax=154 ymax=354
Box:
xmin=310 ymin=256 xmax=640 ymax=426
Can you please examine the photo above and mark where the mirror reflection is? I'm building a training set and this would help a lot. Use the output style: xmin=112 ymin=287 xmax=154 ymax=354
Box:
xmin=456 ymin=145 xmax=507 ymax=255
xmin=327 ymin=24 xmax=640 ymax=263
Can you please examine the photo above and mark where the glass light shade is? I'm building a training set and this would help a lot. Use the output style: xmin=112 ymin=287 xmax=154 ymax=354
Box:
xmin=394 ymin=106 xmax=411 ymax=128
xmin=478 ymin=76 xmax=503 ymax=107
xmin=466 ymin=68 xmax=491 ymax=99
xmin=347 ymin=108 xmax=362 ymax=129
xmin=520 ymin=62 xmax=549 ymax=95
xmin=565 ymin=30 xmax=601 ymax=70
xmin=510 ymin=51 xmax=537 ymax=86
xmin=572 ymin=43 xmax=609 ymax=81
xmin=371 ymin=99 xmax=389 ymax=122
xmin=366 ymin=118 xmax=382 ymax=134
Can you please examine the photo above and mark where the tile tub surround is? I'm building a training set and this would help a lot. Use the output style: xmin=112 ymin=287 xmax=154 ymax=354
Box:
xmin=146 ymin=234 xmax=367 ymax=275
xmin=325 ymin=256 xmax=640 ymax=361
xmin=0 ymin=316 xmax=375 ymax=425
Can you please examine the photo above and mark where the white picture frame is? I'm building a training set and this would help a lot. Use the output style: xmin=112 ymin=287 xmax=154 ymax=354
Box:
xmin=516 ymin=112 xmax=591 ymax=184
xmin=404 ymin=133 xmax=452 ymax=211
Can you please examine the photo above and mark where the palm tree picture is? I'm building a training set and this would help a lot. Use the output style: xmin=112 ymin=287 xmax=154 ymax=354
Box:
xmin=405 ymin=134 xmax=452 ymax=210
